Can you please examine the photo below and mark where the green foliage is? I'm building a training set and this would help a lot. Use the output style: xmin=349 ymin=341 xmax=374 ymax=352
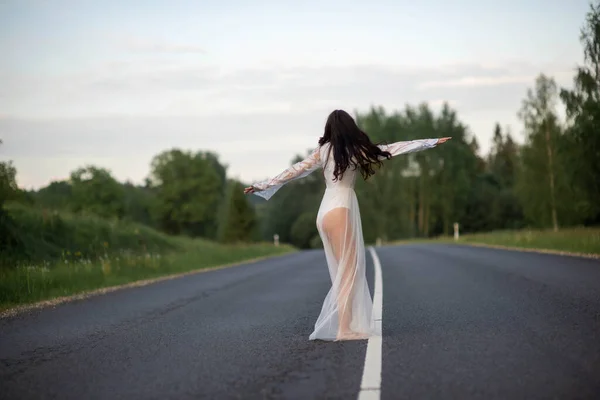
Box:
xmin=34 ymin=181 xmax=73 ymax=210
xmin=355 ymin=106 xmax=416 ymax=241
xmin=488 ymin=124 xmax=519 ymax=188
xmin=355 ymin=103 xmax=480 ymax=239
xmin=450 ymin=227 xmax=600 ymax=256
xmin=516 ymin=74 xmax=589 ymax=229
xmin=290 ymin=211 xmax=318 ymax=249
xmin=122 ymin=182 xmax=156 ymax=227
xmin=32 ymin=179 xmax=157 ymax=229
xmin=218 ymin=180 xmax=258 ymax=243
xmin=560 ymin=1 xmax=600 ymax=223
xmin=0 ymin=224 xmax=294 ymax=311
xmin=484 ymin=125 xmax=524 ymax=229
xmin=309 ymin=234 xmax=323 ymax=249
xmin=0 ymin=202 xmax=176 ymax=269
xmin=70 ymin=166 xmax=126 ymax=219
xmin=258 ymin=149 xmax=325 ymax=246
xmin=149 ymin=149 xmax=226 ymax=238
xmin=0 ymin=160 xmax=18 ymax=206
xmin=461 ymin=173 xmax=501 ymax=232
xmin=431 ymin=104 xmax=481 ymax=235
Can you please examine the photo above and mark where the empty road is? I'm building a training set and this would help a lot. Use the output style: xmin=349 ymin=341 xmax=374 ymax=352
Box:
xmin=1 ymin=244 xmax=599 ymax=399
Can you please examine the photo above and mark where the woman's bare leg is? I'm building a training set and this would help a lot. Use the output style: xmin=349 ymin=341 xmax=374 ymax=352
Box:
xmin=321 ymin=207 xmax=366 ymax=340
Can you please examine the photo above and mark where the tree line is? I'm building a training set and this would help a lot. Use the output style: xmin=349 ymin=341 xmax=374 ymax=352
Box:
xmin=1 ymin=148 xmax=260 ymax=244
xmin=259 ymin=2 xmax=600 ymax=247
xmin=1 ymin=2 xmax=598 ymax=250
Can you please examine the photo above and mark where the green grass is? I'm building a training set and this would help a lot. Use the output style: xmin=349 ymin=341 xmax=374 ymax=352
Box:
xmin=435 ymin=227 xmax=600 ymax=255
xmin=0 ymin=204 xmax=295 ymax=312
xmin=2 ymin=203 xmax=178 ymax=268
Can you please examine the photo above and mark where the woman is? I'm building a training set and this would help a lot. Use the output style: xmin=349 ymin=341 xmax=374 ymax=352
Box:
xmin=245 ymin=109 xmax=451 ymax=341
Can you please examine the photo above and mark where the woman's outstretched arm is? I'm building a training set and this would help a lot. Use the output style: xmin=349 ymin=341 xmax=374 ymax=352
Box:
xmin=378 ymin=137 xmax=451 ymax=158
xmin=244 ymin=147 xmax=321 ymax=200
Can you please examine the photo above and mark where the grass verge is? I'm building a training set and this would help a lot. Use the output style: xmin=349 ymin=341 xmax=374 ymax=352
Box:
xmin=0 ymin=238 xmax=294 ymax=314
xmin=390 ymin=227 xmax=600 ymax=257
xmin=0 ymin=204 xmax=295 ymax=313
xmin=450 ymin=227 xmax=600 ymax=256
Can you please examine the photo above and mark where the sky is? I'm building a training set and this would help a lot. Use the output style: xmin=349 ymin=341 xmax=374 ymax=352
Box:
xmin=0 ymin=0 xmax=592 ymax=190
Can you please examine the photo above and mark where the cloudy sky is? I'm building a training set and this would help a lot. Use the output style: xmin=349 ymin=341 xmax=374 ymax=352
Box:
xmin=0 ymin=0 xmax=591 ymax=189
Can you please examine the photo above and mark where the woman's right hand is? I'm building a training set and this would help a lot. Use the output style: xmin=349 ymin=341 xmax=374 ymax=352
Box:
xmin=437 ymin=137 xmax=452 ymax=144
xmin=244 ymin=186 xmax=256 ymax=194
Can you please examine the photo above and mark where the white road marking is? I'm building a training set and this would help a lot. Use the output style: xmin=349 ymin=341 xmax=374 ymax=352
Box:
xmin=358 ymin=247 xmax=383 ymax=400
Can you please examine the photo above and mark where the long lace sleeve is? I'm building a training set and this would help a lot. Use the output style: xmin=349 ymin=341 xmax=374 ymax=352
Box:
xmin=378 ymin=139 xmax=439 ymax=158
xmin=252 ymin=147 xmax=322 ymax=200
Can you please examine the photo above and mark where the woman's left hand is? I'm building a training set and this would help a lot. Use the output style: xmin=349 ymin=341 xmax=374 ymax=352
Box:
xmin=244 ymin=186 xmax=256 ymax=194
xmin=437 ymin=137 xmax=452 ymax=144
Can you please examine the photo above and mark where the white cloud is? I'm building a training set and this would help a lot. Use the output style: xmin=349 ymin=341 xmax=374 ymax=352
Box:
xmin=120 ymin=36 xmax=207 ymax=55
xmin=419 ymin=75 xmax=534 ymax=89
xmin=0 ymin=58 xmax=579 ymax=189
xmin=2 ymin=60 xmax=572 ymax=120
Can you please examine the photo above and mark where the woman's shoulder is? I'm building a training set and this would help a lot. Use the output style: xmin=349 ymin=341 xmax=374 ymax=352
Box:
xmin=317 ymin=141 xmax=332 ymax=150
xmin=316 ymin=142 xmax=332 ymax=167
xmin=317 ymin=142 xmax=331 ymax=155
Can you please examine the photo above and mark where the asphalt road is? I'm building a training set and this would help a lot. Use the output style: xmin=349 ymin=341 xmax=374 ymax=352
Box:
xmin=1 ymin=244 xmax=599 ymax=399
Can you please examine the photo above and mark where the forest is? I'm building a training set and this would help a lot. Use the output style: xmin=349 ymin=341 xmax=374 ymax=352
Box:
xmin=1 ymin=2 xmax=599 ymax=263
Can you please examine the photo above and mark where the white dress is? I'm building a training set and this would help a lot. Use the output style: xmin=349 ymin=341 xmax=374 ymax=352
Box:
xmin=252 ymin=138 xmax=438 ymax=341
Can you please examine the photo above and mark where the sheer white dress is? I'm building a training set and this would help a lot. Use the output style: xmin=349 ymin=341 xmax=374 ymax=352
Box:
xmin=252 ymin=138 xmax=438 ymax=341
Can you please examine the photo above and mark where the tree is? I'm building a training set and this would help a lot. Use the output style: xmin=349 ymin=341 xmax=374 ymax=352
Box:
xmin=462 ymin=172 xmax=500 ymax=233
xmin=517 ymin=74 xmax=562 ymax=231
xmin=70 ymin=166 xmax=126 ymax=219
xmin=488 ymin=124 xmax=519 ymax=188
xmin=0 ymin=138 xmax=17 ymax=207
xmin=560 ymin=1 xmax=600 ymax=223
xmin=355 ymin=106 xmax=413 ymax=241
xmin=354 ymin=104 xmax=483 ymax=240
xmin=0 ymin=160 xmax=18 ymax=207
xmin=486 ymin=124 xmax=523 ymax=229
xmin=290 ymin=211 xmax=318 ymax=249
xmin=0 ymin=143 xmax=22 ymax=264
xmin=259 ymin=148 xmax=325 ymax=245
xmin=34 ymin=181 xmax=73 ymax=210
xmin=431 ymin=103 xmax=479 ymax=235
xmin=408 ymin=104 xmax=438 ymax=237
xmin=149 ymin=149 xmax=225 ymax=238
xmin=218 ymin=180 xmax=257 ymax=243
xmin=202 ymin=151 xmax=228 ymax=190
xmin=122 ymin=182 xmax=156 ymax=227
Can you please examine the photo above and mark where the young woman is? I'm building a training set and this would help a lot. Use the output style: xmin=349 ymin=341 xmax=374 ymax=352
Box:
xmin=245 ymin=109 xmax=451 ymax=341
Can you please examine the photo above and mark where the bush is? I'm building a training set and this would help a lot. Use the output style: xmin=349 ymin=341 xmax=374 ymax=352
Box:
xmin=0 ymin=203 xmax=177 ymax=269
xmin=290 ymin=211 xmax=318 ymax=249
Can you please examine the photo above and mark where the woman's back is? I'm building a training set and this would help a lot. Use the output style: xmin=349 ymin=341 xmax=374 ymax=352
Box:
xmin=319 ymin=143 xmax=357 ymax=190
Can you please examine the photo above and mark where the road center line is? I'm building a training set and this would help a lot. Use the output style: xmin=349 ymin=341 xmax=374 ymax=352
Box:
xmin=358 ymin=246 xmax=383 ymax=400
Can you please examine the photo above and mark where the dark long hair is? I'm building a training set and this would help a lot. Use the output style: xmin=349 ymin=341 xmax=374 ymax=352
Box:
xmin=318 ymin=109 xmax=391 ymax=181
